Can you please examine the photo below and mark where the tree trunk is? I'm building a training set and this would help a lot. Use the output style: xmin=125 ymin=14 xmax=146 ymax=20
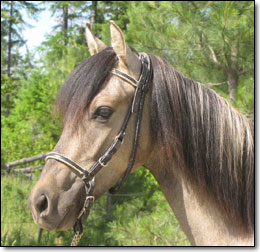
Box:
xmin=7 ymin=1 xmax=13 ymax=77
xmin=63 ymin=4 xmax=68 ymax=46
xmin=6 ymin=2 xmax=14 ymax=118
xmin=90 ymin=1 xmax=97 ymax=27
xmin=227 ymin=43 xmax=239 ymax=102
xmin=227 ymin=71 xmax=238 ymax=103
xmin=5 ymin=93 xmax=10 ymax=117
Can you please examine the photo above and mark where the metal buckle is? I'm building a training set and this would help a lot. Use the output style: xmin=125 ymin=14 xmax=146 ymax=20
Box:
xmin=77 ymin=195 xmax=95 ymax=220
xmin=86 ymin=195 xmax=95 ymax=202
xmin=98 ymin=157 xmax=107 ymax=167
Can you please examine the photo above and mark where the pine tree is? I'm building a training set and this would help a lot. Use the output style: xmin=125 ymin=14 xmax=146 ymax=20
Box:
xmin=126 ymin=1 xmax=254 ymax=108
xmin=1 ymin=1 xmax=41 ymax=77
xmin=1 ymin=1 xmax=41 ymax=117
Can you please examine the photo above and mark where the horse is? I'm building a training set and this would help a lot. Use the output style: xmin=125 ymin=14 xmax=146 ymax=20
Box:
xmin=28 ymin=21 xmax=254 ymax=246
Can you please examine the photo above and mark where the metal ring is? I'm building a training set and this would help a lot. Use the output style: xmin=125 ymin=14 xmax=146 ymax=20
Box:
xmin=115 ymin=133 xmax=125 ymax=143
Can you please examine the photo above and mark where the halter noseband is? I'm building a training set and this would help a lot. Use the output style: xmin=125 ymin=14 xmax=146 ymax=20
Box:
xmin=45 ymin=52 xmax=152 ymax=246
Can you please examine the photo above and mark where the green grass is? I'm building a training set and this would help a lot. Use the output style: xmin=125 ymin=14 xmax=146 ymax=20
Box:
xmin=1 ymin=173 xmax=40 ymax=246
xmin=1 ymin=168 xmax=190 ymax=246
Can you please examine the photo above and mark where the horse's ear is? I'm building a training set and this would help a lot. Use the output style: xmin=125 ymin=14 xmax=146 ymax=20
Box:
xmin=110 ymin=20 xmax=141 ymax=78
xmin=85 ymin=24 xmax=107 ymax=56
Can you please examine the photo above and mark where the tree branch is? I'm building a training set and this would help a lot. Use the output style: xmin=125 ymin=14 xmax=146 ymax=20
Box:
xmin=206 ymin=81 xmax=227 ymax=86
xmin=238 ymin=69 xmax=251 ymax=76
xmin=145 ymin=45 xmax=178 ymax=51
xmin=208 ymin=45 xmax=220 ymax=66
xmin=199 ymin=33 xmax=225 ymax=71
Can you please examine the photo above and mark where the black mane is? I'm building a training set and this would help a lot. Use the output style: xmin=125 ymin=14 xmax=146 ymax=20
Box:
xmin=149 ymin=54 xmax=254 ymax=234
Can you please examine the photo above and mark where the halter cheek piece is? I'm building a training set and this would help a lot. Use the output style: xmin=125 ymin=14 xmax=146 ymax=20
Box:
xmin=45 ymin=53 xmax=152 ymax=246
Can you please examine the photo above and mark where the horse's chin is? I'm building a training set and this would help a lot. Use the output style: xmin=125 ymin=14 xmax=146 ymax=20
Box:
xmin=35 ymin=221 xmax=73 ymax=231
xmin=55 ymin=221 xmax=74 ymax=231
xmin=55 ymin=207 xmax=78 ymax=231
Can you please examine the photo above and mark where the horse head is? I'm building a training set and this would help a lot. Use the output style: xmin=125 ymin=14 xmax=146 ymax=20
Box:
xmin=28 ymin=21 xmax=153 ymax=232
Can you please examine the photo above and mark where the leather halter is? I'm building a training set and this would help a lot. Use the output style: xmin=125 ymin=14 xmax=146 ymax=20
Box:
xmin=45 ymin=52 xmax=152 ymax=245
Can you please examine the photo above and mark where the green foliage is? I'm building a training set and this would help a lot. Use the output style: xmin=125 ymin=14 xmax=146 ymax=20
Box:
xmin=1 ymin=69 xmax=61 ymax=163
xmin=2 ymin=29 xmax=90 ymax=164
xmin=105 ymin=194 xmax=188 ymax=246
xmin=39 ymin=30 xmax=90 ymax=70
xmin=125 ymin=1 xmax=254 ymax=113
xmin=1 ymin=174 xmax=39 ymax=246
xmin=102 ymin=168 xmax=189 ymax=246
xmin=1 ymin=74 xmax=14 ymax=115
xmin=233 ymin=76 xmax=254 ymax=118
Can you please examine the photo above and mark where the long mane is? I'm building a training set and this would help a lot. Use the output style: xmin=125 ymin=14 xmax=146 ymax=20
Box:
xmin=149 ymin=54 xmax=254 ymax=234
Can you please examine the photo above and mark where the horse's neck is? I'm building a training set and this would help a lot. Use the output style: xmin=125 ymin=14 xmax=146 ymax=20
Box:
xmin=145 ymin=157 xmax=254 ymax=246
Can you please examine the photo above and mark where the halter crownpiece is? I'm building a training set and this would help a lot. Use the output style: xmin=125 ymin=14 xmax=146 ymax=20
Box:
xmin=111 ymin=53 xmax=151 ymax=113
xmin=111 ymin=69 xmax=138 ymax=88
xmin=45 ymin=52 xmax=152 ymax=246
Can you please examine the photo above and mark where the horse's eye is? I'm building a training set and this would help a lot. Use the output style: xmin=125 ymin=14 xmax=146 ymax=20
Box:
xmin=93 ymin=106 xmax=113 ymax=120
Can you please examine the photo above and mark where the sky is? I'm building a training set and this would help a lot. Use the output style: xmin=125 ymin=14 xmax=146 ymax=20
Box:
xmin=20 ymin=9 xmax=56 ymax=55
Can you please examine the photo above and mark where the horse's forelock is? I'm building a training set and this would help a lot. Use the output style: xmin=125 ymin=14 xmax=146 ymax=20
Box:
xmin=54 ymin=47 xmax=117 ymax=130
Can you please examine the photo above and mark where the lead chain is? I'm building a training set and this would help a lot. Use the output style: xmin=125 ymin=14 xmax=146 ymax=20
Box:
xmin=71 ymin=231 xmax=83 ymax=246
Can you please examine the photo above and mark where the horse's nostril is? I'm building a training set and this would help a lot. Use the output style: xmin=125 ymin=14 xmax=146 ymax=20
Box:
xmin=35 ymin=194 xmax=48 ymax=217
